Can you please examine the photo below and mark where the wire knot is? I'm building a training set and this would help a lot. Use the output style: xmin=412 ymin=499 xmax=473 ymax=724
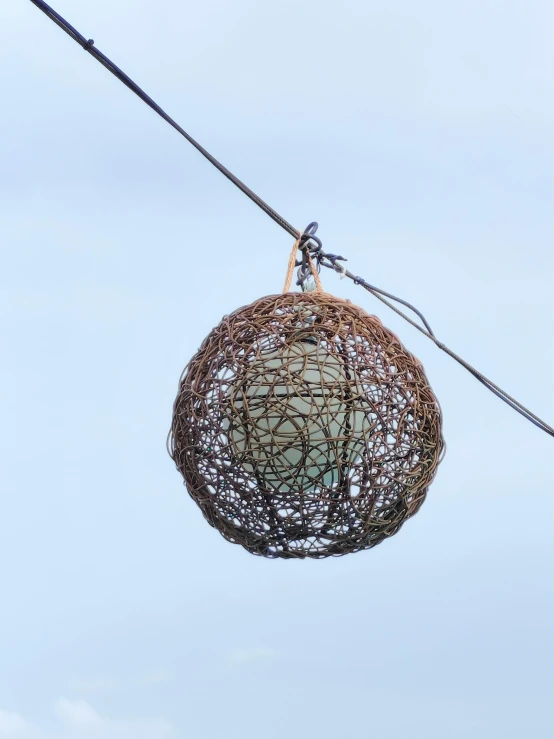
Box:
xmin=295 ymin=223 xmax=324 ymax=292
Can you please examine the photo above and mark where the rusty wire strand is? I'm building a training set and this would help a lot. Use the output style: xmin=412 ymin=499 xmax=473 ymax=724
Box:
xmin=29 ymin=0 xmax=554 ymax=439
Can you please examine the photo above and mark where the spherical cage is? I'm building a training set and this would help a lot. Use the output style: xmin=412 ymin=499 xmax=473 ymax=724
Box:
xmin=169 ymin=292 xmax=444 ymax=558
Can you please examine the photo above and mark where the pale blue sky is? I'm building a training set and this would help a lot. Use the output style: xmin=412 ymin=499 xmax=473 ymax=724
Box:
xmin=1 ymin=1 xmax=553 ymax=737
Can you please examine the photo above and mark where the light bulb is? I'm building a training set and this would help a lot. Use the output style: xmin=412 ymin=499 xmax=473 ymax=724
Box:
xmin=223 ymin=337 xmax=366 ymax=492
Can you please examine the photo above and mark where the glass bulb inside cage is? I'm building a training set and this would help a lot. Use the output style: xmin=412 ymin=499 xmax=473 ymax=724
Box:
xmin=222 ymin=337 xmax=366 ymax=493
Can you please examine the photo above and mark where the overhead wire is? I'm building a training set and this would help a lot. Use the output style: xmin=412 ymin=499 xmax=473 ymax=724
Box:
xmin=27 ymin=0 xmax=554 ymax=439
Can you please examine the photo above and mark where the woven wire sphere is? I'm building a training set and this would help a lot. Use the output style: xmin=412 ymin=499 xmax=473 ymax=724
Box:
xmin=169 ymin=292 xmax=444 ymax=558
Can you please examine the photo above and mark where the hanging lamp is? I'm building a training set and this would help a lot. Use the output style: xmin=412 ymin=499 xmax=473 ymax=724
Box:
xmin=168 ymin=240 xmax=444 ymax=558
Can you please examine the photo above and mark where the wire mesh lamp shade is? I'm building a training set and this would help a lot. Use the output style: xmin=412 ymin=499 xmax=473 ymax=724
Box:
xmin=169 ymin=292 xmax=444 ymax=558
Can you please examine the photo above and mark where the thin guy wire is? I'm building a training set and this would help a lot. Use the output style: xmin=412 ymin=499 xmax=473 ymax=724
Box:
xmin=28 ymin=0 xmax=554 ymax=439
xmin=325 ymin=262 xmax=554 ymax=437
